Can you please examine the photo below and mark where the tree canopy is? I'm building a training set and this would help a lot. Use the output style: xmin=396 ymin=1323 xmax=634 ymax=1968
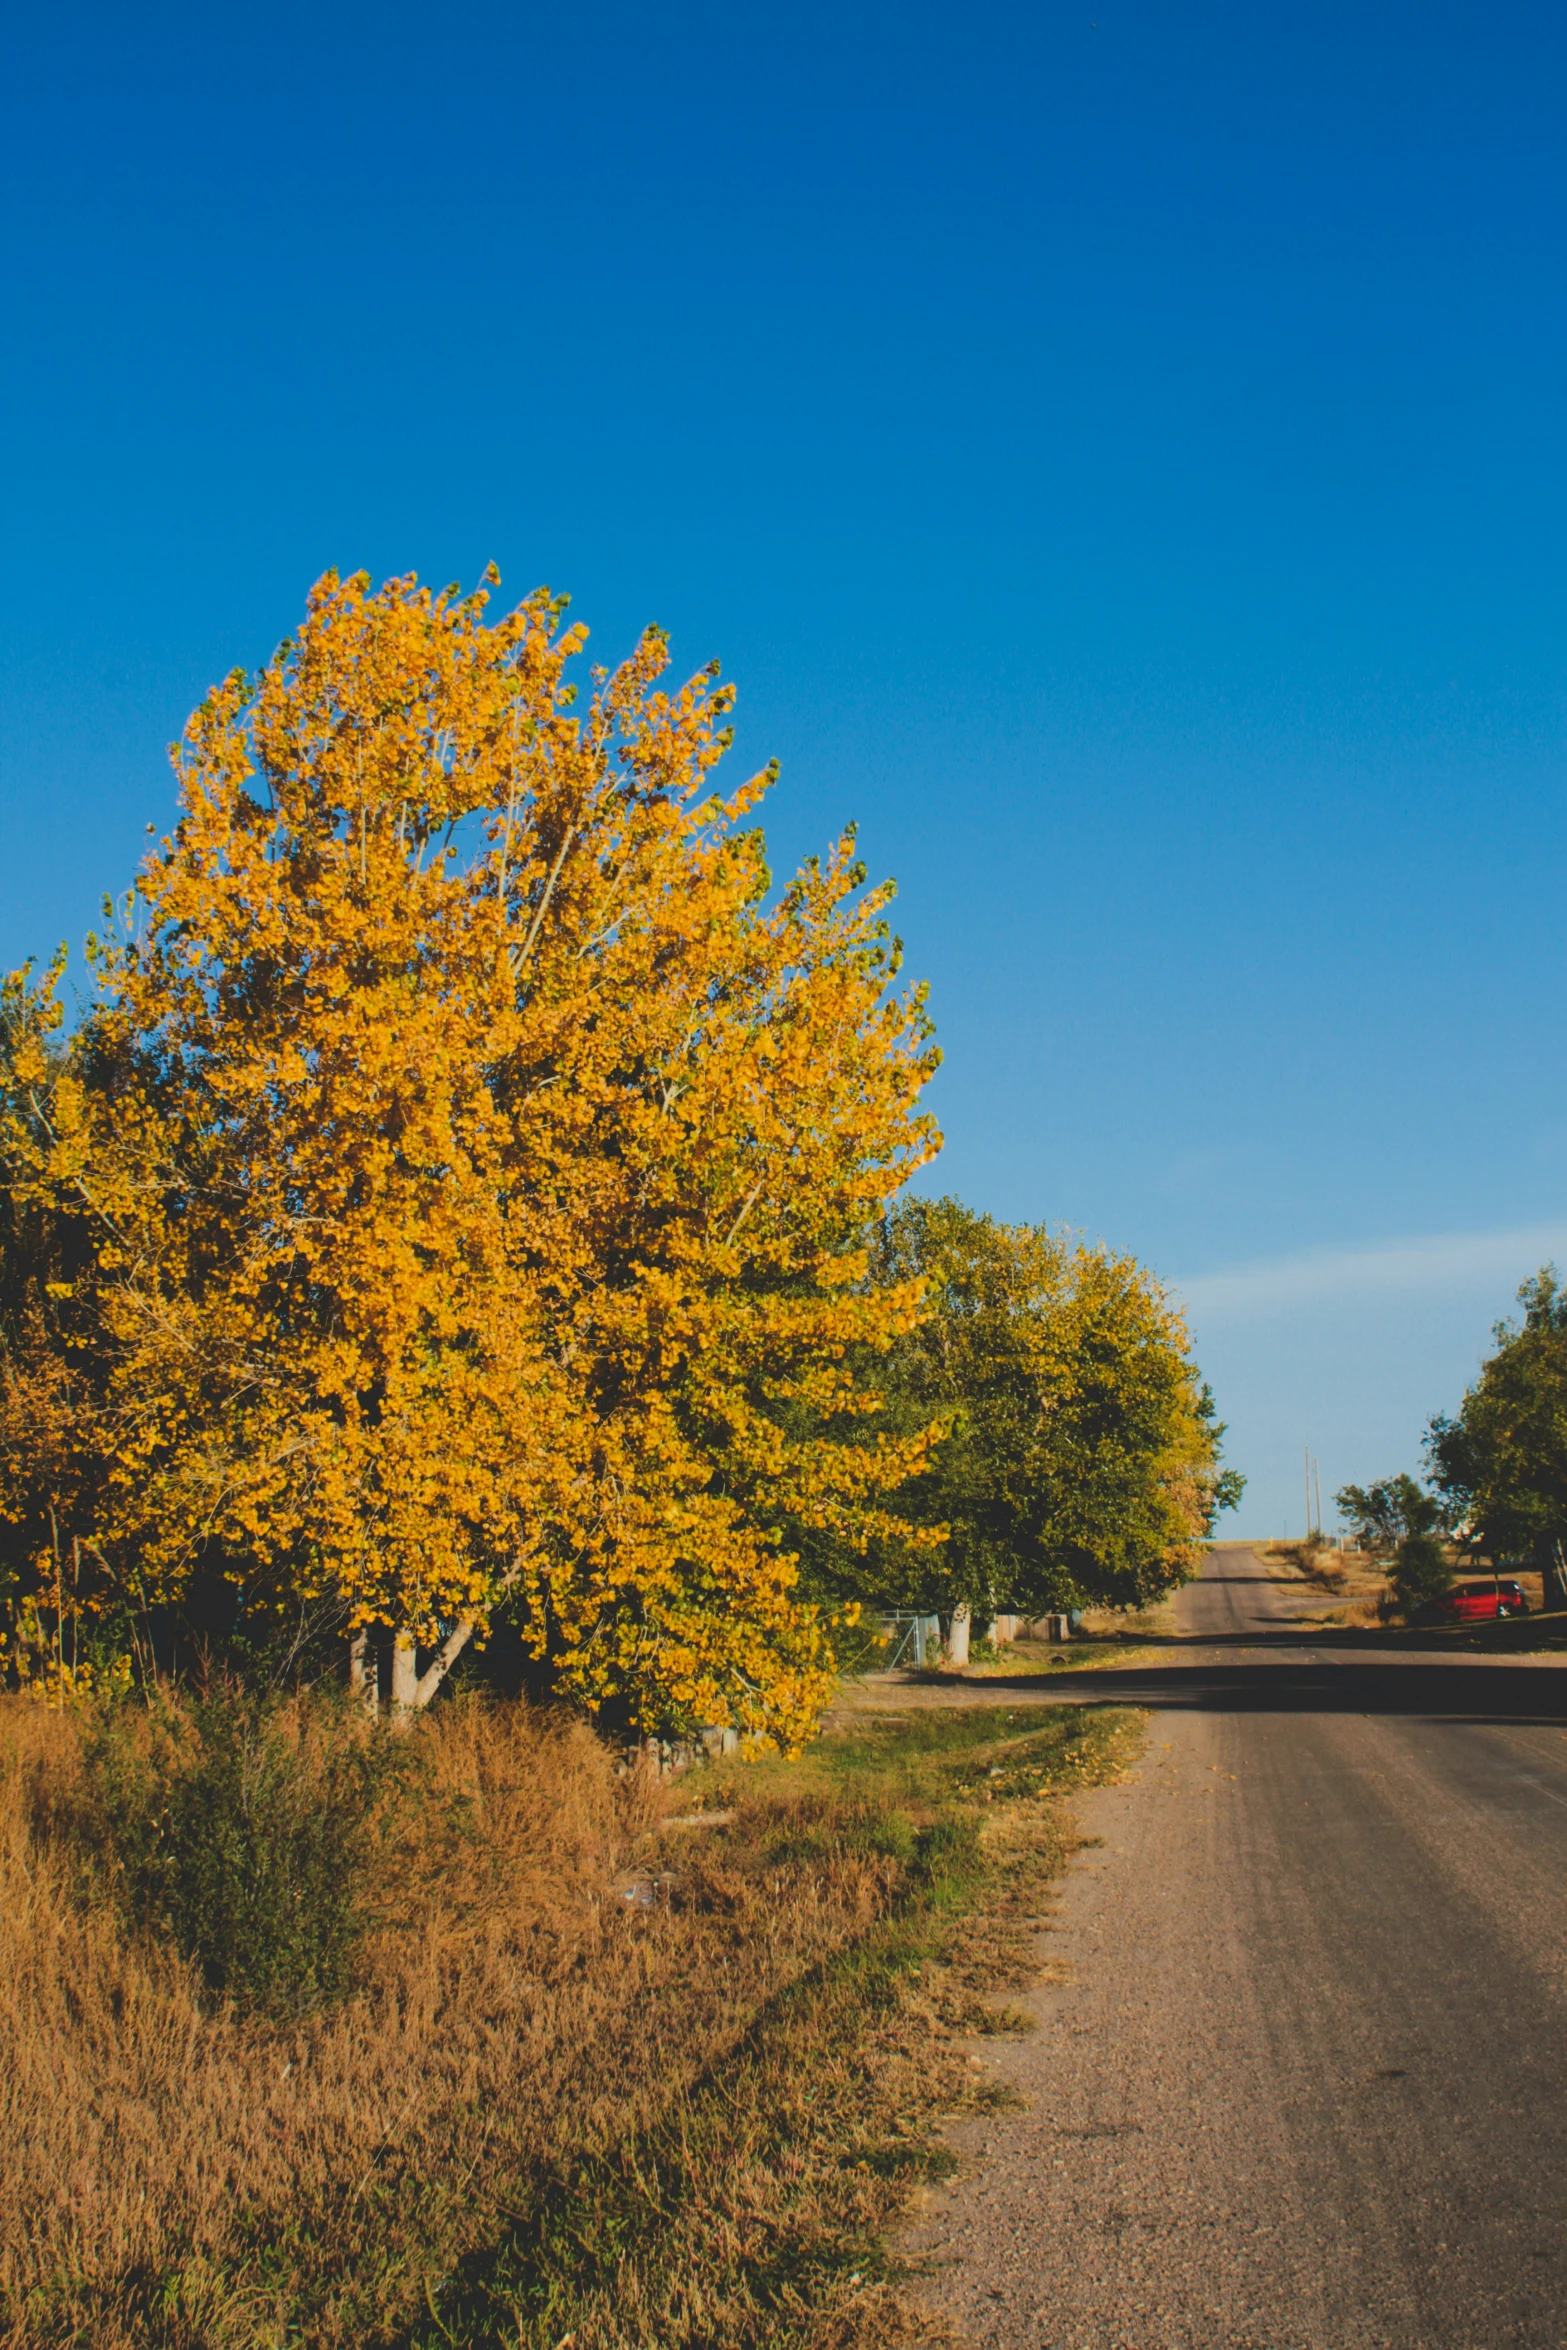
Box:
xmin=0 ymin=569 xmax=1247 ymax=1735
xmin=1427 ymin=1266 xmax=1567 ymax=1603
xmin=1333 ymin=1473 xmax=1445 ymax=1559
xmin=0 ymin=570 xmax=941 ymax=1743
xmin=798 ymin=1196 xmax=1240 ymax=1621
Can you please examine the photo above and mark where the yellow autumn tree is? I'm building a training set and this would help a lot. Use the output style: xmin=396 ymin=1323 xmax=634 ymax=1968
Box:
xmin=0 ymin=570 xmax=940 ymax=1743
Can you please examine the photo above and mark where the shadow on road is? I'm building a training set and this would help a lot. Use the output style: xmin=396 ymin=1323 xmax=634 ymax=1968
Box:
xmin=965 ymin=1653 xmax=1567 ymax=1725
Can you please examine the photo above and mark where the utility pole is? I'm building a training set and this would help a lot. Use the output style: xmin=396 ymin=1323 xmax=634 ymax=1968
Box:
xmin=1314 ymin=1457 xmax=1323 ymax=1540
xmin=1305 ymin=1446 xmax=1313 ymax=1539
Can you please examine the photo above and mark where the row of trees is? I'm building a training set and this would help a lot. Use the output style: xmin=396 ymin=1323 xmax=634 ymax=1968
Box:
xmin=798 ymin=1196 xmax=1241 ymax=1645
xmin=1336 ymin=1267 xmax=1567 ymax=1611
xmin=0 ymin=569 xmax=1238 ymax=1741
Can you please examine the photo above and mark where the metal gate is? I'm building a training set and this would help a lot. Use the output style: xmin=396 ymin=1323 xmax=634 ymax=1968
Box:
xmin=878 ymin=1611 xmax=943 ymax=1668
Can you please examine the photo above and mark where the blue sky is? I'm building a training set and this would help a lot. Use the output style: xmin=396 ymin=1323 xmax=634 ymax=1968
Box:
xmin=5 ymin=0 xmax=1566 ymax=1531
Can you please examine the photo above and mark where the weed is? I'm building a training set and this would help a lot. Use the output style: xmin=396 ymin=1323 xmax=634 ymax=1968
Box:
xmin=73 ymin=1682 xmax=411 ymax=2016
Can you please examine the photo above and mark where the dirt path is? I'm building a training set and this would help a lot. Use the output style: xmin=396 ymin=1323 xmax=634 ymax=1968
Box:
xmin=903 ymin=1545 xmax=1567 ymax=2348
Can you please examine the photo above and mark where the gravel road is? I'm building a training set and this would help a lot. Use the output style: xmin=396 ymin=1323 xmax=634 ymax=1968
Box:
xmin=906 ymin=1543 xmax=1567 ymax=2348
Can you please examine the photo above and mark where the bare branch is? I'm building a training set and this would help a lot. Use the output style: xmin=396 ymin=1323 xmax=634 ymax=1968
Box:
xmin=510 ymin=825 xmax=575 ymax=978
xmin=723 ymin=1179 xmax=764 ymax=1250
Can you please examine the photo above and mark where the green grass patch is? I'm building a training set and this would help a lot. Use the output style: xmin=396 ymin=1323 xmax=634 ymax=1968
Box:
xmin=929 ymin=1638 xmax=1164 ymax=1679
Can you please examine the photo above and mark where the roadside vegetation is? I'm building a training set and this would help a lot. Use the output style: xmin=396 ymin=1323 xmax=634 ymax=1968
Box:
xmin=942 ymin=1632 xmax=1158 ymax=1678
xmin=794 ymin=1196 xmax=1244 ymax=1662
xmin=0 ymin=1684 xmax=1143 ymax=2349
xmin=1322 ymin=1270 xmax=1567 ymax=1629
xmin=1326 ymin=1478 xmax=1455 ymax=1619
xmin=0 ymin=569 xmax=1236 ymax=1740
xmin=0 ymin=569 xmax=1202 ymax=2342
xmin=1261 ymin=1535 xmax=1416 ymax=1628
xmin=1427 ymin=1267 xmax=1567 ymax=1610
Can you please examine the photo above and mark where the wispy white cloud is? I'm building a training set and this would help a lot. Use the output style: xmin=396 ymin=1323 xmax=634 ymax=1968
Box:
xmin=1176 ymin=1223 xmax=1567 ymax=1325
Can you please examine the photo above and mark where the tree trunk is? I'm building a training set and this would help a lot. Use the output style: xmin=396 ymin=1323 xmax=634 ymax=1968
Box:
xmin=348 ymin=1629 xmax=378 ymax=1719
xmin=945 ymin=1603 xmax=971 ymax=1667
xmin=1548 ymin=1539 xmax=1567 ymax=1614
xmin=390 ymin=1632 xmax=419 ymax=1719
xmin=387 ymin=1619 xmax=480 ymax=1724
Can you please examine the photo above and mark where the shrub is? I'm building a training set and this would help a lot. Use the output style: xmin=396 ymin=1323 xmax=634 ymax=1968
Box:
xmin=1391 ymin=1532 xmax=1454 ymax=1619
xmin=79 ymin=1683 xmax=407 ymax=2017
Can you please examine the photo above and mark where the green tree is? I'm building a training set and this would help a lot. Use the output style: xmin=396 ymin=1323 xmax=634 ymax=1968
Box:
xmin=0 ymin=956 xmax=138 ymax=1695
xmin=1427 ymin=1267 xmax=1567 ymax=1610
xmin=1333 ymin=1473 xmax=1443 ymax=1560
xmin=801 ymin=1197 xmax=1238 ymax=1651
xmin=1388 ymin=1530 xmax=1454 ymax=1618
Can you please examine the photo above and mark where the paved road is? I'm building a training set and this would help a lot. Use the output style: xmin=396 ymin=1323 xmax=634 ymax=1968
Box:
xmin=909 ymin=1544 xmax=1567 ymax=2349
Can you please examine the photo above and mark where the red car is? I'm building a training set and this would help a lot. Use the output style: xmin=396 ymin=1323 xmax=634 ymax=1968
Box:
xmin=1441 ymin=1578 xmax=1529 ymax=1623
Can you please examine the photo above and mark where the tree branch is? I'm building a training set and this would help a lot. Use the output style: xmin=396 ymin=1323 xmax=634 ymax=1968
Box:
xmin=411 ymin=1616 xmax=478 ymax=1710
xmin=510 ymin=826 xmax=575 ymax=977
xmin=723 ymin=1180 xmax=764 ymax=1250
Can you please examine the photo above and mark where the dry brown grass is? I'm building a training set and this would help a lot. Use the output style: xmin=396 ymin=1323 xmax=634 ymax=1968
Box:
xmin=0 ymin=1692 xmax=908 ymax=2347
xmin=1076 ymin=1592 xmax=1184 ymax=1641
xmin=0 ymin=1689 xmax=1141 ymax=2349
xmin=1260 ymin=1538 xmax=1390 ymax=1623
xmin=1260 ymin=1541 xmax=1549 ymax=1628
